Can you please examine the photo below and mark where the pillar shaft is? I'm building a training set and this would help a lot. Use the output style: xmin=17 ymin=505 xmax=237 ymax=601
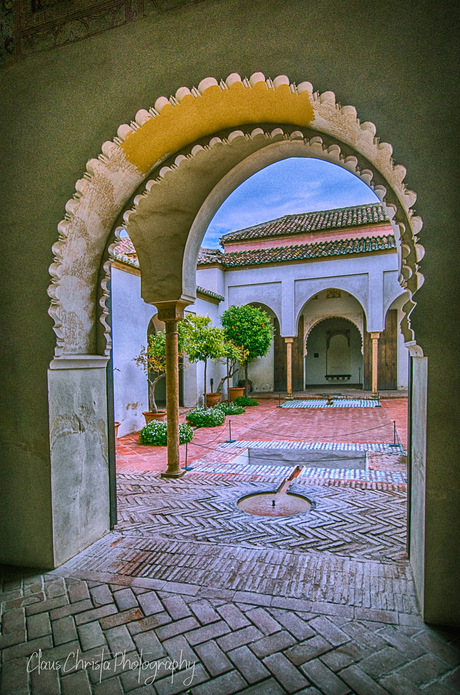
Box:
xmin=371 ymin=332 xmax=380 ymax=397
xmin=285 ymin=337 xmax=294 ymax=398
xmin=157 ymin=302 xmax=188 ymax=479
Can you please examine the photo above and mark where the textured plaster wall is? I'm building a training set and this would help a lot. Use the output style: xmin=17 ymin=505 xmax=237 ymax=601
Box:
xmin=112 ymin=265 xmax=155 ymax=436
xmin=1 ymin=0 xmax=458 ymax=622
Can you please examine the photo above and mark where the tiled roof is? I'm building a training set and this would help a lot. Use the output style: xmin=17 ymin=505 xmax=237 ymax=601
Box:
xmin=219 ymin=234 xmax=396 ymax=267
xmin=196 ymin=286 xmax=224 ymax=302
xmin=220 ymin=202 xmax=389 ymax=243
xmin=197 ymin=247 xmax=224 ymax=265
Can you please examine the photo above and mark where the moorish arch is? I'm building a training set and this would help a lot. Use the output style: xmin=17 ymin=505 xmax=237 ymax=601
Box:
xmin=48 ymin=71 xmax=424 ymax=362
xmin=45 ymin=72 xmax=426 ymax=571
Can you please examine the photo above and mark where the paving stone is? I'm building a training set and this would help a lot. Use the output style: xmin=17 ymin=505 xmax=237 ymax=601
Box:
xmin=359 ymin=646 xmax=412 ymax=678
xmin=30 ymin=665 xmax=60 ymax=694
xmin=422 ymin=680 xmax=460 ymax=695
xmin=134 ymin=630 xmax=167 ymax=661
xmin=49 ymin=598 xmax=93 ymax=620
xmin=310 ymin=602 xmax=354 ymax=619
xmin=0 ymin=656 xmax=30 ymax=694
xmin=379 ymin=672 xmax=425 ymax=694
xmin=61 ymin=669 xmax=93 ymax=695
xmin=319 ymin=644 xmax=361 ymax=671
xmin=238 ymin=679 xmax=286 ymax=695
xmin=341 ymin=622 xmax=388 ymax=650
xmin=285 ymin=635 xmax=331 ymax=665
xmin=194 ymin=639 xmax=232 ymax=676
xmin=308 ymin=616 xmax=350 ymax=647
xmin=217 ymin=626 xmax=263 ymax=652
xmin=156 ymin=616 xmax=200 ymax=641
xmin=90 ymin=584 xmax=114 ymax=606
xmin=271 ymin=596 xmax=312 ymax=611
xmin=114 ymin=587 xmax=138 ymax=611
xmin=232 ymin=591 xmax=272 ymax=606
xmin=217 ymin=603 xmax=250 ymax=630
xmin=27 ymin=611 xmax=51 ymax=639
xmin=92 ymin=675 xmax=124 ymax=695
xmin=191 ymin=669 xmax=247 ymax=695
xmin=227 ymin=644 xmax=270 ymax=684
xmin=0 ymin=628 xmax=27 ymax=648
xmin=270 ymin=609 xmax=315 ymax=641
xmin=246 ymin=607 xmax=282 ymax=635
xmin=74 ymin=604 xmax=117 ymax=625
xmin=162 ymin=594 xmax=192 ymax=620
xmin=263 ymin=651 xmax=310 ymax=693
xmin=99 ymin=607 xmax=143 ymax=629
xmin=395 ymin=653 xmax=451 ymax=686
xmin=128 ymin=611 xmax=172 ymax=635
xmin=137 ymin=591 xmax=164 ymax=616
xmin=339 ymin=664 xmax=391 ymax=695
xmin=300 ymin=658 xmax=350 ymax=695
xmin=414 ymin=630 xmax=460 ymax=667
xmin=189 ymin=599 xmax=220 ymax=625
xmin=78 ymin=620 xmax=106 ymax=650
xmin=2 ymin=634 xmax=53 ymax=661
xmin=52 ymin=615 xmax=78 ymax=645
xmin=2 ymin=607 xmax=26 ymax=633
xmin=186 ymin=619 xmax=232 ymax=646
xmin=379 ymin=625 xmax=427 ymax=660
xmin=45 ymin=579 xmax=67 ymax=599
xmin=105 ymin=624 xmax=136 ymax=654
xmin=154 ymin=663 xmax=209 ymax=695
xmin=66 ymin=580 xmax=90 ymax=603
xmin=249 ymin=630 xmax=296 ymax=658
xmin=162 ymin=634 xmax=197 ymax=664
xmin=25 ymin=595 xmax=69 ymax=615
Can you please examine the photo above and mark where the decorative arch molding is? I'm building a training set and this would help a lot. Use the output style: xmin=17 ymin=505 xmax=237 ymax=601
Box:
xmin=294 ymin=280 xmax=370 ymax=334
xmin=305 ymin=315 xmax=364 ymax=355
xmin=48 ymin=71 xmax=424 ymax=361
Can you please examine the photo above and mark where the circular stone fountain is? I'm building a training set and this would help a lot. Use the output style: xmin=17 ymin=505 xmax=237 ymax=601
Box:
xmin=237 ymin=491 xmax=312 ymax=517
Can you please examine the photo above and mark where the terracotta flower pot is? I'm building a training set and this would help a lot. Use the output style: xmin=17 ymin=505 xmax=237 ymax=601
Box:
xmin=143 ymin=410 xmax=167 ymax=424
xmin=228 ymin=386 xmax=245 ymax=402
xmin=205 ymin=393 xmax=221 ymax=407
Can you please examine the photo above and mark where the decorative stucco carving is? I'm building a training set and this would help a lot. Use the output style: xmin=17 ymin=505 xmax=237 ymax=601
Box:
xmin=49 ymin=72 xmax=424 ymax=361
xmin=304 ymin=314 xmax=364 ymax=354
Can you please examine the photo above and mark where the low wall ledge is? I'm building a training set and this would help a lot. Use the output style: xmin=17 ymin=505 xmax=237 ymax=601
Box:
xmin=49 ymin=355 xmax=110 ymax=370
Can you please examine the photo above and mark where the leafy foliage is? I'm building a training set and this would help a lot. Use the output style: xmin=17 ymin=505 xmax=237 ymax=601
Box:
xmin=215 ymin=402 xmax=246 ymax=415
xmin=221 ymin=305 xmax=274 ymax=362
xmin=185 ymin=406 xmax=226 ymax=428
xmin=139 ymin=420 xmax=194 ymax=446
xmin=234 ymin=396 xmax=259 ymax=407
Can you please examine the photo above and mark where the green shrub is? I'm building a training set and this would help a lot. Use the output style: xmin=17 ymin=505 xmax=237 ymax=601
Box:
xmin=139 ymin=421 xmax=194 ymax=446
xmin=215 ymin=402 xmax=246 ymax=415
xmin=186 ymin=406 xmax=226 ymax=428
xmin=234 ymin=396 xmax=259 ymax=407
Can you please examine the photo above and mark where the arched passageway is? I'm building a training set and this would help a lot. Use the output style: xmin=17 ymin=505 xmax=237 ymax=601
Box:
xmin=40 ymin=71 xmax=441 ymax=621
xmin=306 ymin=317 xmax=363 ymax=388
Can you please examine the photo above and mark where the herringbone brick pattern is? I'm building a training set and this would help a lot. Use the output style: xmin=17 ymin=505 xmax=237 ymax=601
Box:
xmin=1 ymin=566 xmax=459 ymax=694
xmin=116 ymin=471 xmax=407 ymax=562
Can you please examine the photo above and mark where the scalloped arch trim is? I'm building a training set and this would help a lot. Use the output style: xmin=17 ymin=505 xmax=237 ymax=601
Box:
xmin=120 ymin=74 xmax=314 ymax=173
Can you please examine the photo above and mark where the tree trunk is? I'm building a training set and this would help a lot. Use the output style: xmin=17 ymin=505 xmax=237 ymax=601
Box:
xmin=244 ymin=361 xmax=249 ymax=397
xmin=149 ymin=373 xmax=165 ymax=412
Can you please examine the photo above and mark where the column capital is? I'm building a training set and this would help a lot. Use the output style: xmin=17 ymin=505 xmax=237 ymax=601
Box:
xmin=156 ymin=300 xmax=190 ymax=322
xmin=370 ymin=332 xmax=381 ymax=340
xmin=284 ymin=337 xmax=295 ymax=344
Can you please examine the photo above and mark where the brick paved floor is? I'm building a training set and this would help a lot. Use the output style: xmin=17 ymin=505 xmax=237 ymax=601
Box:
xmin=3 ymin=393 xmax=460 ymax=694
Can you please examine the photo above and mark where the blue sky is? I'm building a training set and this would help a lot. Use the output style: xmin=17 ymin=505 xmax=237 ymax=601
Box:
xmin=201 ymin=157 xmax=379 ymax=249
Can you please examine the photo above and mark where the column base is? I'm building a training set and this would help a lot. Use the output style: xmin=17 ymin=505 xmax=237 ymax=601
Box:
xmin=161 ymin=470 xmax=186 ymax=479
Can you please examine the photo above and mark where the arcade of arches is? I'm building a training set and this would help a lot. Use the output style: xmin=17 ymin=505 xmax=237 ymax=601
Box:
xmin=1 ymin=2 xmax=459 ymax=629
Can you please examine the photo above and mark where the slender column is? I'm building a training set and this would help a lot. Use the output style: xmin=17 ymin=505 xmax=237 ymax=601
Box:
xmin=285 ymin=337 xmax=294 ymax=399
xmin=371 ymin=332 xmax=380 ymax=397
xmin=157 ymin=302 xmax=187 ymax=478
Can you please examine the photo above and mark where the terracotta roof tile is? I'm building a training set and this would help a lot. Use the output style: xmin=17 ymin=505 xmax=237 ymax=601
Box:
xmin=220 ymin=234 xmax=396 ymax=267
xmin=220 ymin=202 xmax=388 ymax=243
xmin=196 ymin=286 xmax=224 ymax=301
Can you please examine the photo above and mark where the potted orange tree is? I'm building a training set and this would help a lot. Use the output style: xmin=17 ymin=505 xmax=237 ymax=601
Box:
xmin=135 ymin=326 xmax=187 ymax=423
xmin=221 ymin=305 xmax=274 ymax=397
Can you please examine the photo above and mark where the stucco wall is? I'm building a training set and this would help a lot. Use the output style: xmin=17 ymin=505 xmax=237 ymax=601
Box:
xmin=1 ymin=0 xmax=458 ymax=622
